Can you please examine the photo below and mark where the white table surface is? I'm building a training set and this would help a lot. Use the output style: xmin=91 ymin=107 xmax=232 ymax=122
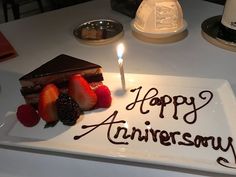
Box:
xmin=0 ymin=0 xmax=235 ymax=176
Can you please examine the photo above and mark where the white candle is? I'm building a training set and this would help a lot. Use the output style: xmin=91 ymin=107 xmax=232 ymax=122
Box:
xmin=117 ymin=43 xmax=126 ymax=91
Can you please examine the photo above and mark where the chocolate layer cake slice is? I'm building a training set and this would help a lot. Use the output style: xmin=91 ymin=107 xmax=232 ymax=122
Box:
xmin=19 ymin=54 xmax=103 ymax=105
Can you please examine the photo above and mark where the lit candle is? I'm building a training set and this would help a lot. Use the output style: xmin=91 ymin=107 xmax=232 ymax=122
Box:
xmin=117 ymin=43 xmax=126 ymax=91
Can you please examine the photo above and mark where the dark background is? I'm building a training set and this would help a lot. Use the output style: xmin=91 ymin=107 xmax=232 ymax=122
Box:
xmin=204 ymin=0 xmax=225 ymax=5
xmin=53 ymin=0 xmax=226 ymax=9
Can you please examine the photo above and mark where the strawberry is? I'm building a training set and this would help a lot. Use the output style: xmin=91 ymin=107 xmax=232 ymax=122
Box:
xmin=68 ymin=74 xmax=97 ymax=111
xmin=38 ymin=84 xmax=59 ymax=124
xmin=94 ymin=85 xmax=112 ymax=108
xmin=16 ymin=104 xmax=40 ymax=127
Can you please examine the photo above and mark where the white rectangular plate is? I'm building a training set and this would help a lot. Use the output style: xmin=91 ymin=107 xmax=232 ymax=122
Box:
xmin=0 ymin=73 xmax=236 ymax=175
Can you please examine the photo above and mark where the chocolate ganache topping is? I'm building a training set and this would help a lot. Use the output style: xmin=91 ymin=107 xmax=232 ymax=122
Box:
xmin=74 ymin=86 xmax=236 ymax=169
xmin=19 ymin=54 xmax=102 ymax=80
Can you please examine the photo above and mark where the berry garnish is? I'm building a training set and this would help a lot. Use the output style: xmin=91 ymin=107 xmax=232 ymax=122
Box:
xmin=94 ymin=85 xmax=112 ymax=108
xmin=56 ymin=93 xmax=81 ymax=126
xmin=16 ymin=104 xmax=40 ymax=127
xmin=68 ymin=74 xmax=97 ymax=111
xmin=38 ymin=84 xmax=59 ymax=127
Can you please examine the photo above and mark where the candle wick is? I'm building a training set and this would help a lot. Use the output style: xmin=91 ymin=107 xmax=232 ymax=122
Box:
xmin=118 ymin=58 xmax=123 ymax=64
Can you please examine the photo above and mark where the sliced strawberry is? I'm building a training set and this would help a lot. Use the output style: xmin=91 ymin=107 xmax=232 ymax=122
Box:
xmin=68 ymin=74 xmax=97 ymax=111
xmin=38 ymin=84 xmax=59 ymax=124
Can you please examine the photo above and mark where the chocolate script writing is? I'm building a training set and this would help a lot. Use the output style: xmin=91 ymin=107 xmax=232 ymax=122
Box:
xmin=74 ymin=87 xmax=236 ymax=169
xmin=126 ymin=86 xmax=213 ymax=124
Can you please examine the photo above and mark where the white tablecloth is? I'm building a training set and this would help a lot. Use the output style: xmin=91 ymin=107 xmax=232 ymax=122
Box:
xmin=0 ymin=0 xmax=235 ymax=176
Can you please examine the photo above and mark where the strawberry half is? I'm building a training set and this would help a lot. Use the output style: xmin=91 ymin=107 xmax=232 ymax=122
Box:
xmin=68 ymin=74 xmax=97 ymax=111
xmin=38 ymin=84 xmax=59 ymax=124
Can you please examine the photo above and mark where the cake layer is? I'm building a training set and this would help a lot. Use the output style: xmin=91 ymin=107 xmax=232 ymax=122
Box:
xmin=19 ymin=54 xmax=103 ymax=105
xmin=22 ymin=81 xmax=103 ymax=107
xmin=20 ymin=54 xmax=103 ymax=86
xmin=20 ymin=69 xmax=103 ymax=95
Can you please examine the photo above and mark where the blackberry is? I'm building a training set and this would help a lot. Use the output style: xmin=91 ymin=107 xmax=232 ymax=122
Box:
xmin=56 ymin=93 xmax=81 ymax=126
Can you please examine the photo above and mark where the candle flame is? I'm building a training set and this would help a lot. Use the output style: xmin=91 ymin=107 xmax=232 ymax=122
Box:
xmin=117 ymin=43 xmax=124 ymax=59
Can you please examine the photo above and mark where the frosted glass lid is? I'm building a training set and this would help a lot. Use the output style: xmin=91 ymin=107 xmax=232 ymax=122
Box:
xmin=133 ymin=0 xmax=184 ymax=33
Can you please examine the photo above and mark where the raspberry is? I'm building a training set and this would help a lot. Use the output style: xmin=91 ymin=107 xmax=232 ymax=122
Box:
xmin=94 ymin=85 xmax=112 ymax=108
xmin=16 ymin=104 xmax=40 ymax=127
xmin=56 ymin=93 xmax=81 ymax=126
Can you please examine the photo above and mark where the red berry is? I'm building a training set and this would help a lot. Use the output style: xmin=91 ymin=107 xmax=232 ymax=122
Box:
xmin=16 ymin=104 xmax=40 ymax=127
xmin=94 ymin=85 xmax=112 ymax=108
xmin=38 ymin=84 xmax=59 ymax=123
xmin=68 ymin=74 xmax=97 ymax=111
